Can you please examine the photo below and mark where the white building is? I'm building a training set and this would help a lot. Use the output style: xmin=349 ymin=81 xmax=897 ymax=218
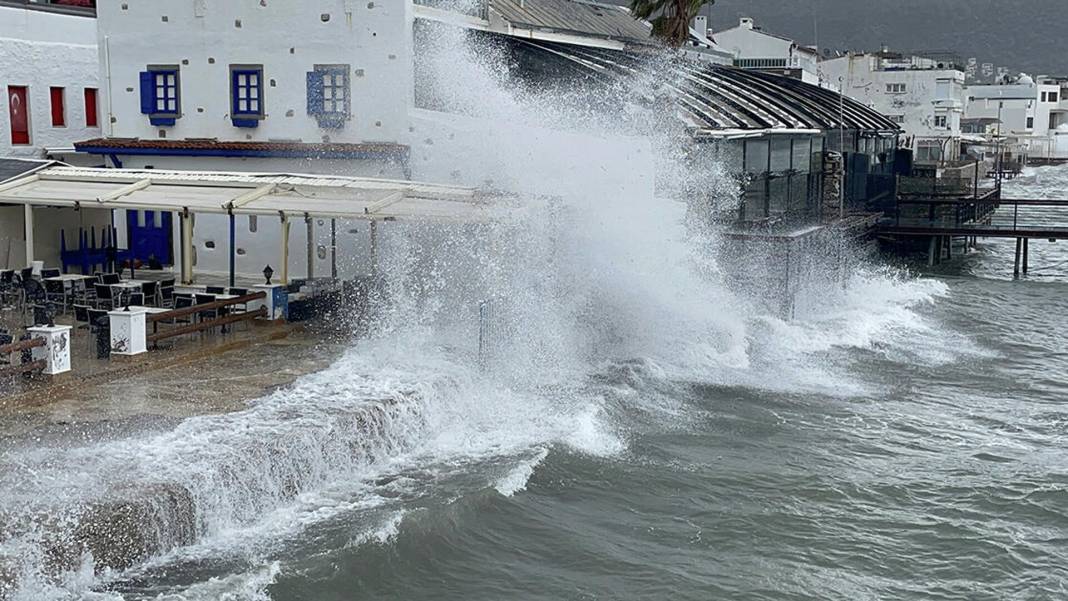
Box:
xmin=58 ymin=0 xmax=658 ymax=280
xmin=711 ymin=17 xmax=824 ymax=87
xmin=0 ymin=1 xmax=101 ymax=164
xmin=822 ymin=51 xmax=966 ymax=162
xmin=963 ymin=75 xmax=1068 ymax=162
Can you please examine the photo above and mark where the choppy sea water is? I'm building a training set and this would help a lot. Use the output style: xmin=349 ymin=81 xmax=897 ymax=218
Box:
xmin=3 ymin=168 xmax=1068 ymax=600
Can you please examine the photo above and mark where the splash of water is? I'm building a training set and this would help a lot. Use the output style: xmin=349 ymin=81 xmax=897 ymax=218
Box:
xmin=0 ymin=15 xmax=955 ymax=599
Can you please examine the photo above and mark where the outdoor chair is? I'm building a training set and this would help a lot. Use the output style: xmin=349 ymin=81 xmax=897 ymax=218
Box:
xmin=0 ymin=333 xmax=12 ymax=366
xmin=128 ymin=292 xmax=145 ymax=307
xmin=140 ymin=281 xmax=158 ymax=306
xmin=94 ymin=283 xmax=115 ymax=310
xmin=195 ymin=294 xmax=218 ymax=335
xmin=205 ymin=286 xmax=225 ymax=295
xmin=170 ymin=296 xmax=195 ymax=330
xmin=102 ymin=273 xmax=121 ymax=285
xmin=43 ymin=280 xmax=67 ymax=312
xmin=19 ymin=267 xmax=33 ymax=282
xmin=72 ymin=279 xmax=94 ymax=306
xmin=40 ymin=268 xmax=60 ymax=279
xmin=87 ymin=308 xmax=108 ymax=351
xmin=159 ymin=286 xmax=175 ymax=308
xmin=73 ymin=304 xmax=92 ymax=349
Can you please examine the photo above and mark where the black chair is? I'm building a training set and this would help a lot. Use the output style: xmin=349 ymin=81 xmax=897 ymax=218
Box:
xmin=43 ymin=280 xmax=67 ymax=312
xmin=195 ymin=294 xmax=218 ymax=334
xmin=0 ymin=333 xmax=12 ymax=365
xmin=40 ymin=268 xmax=61 ymax=279
xmin=170 ymin=296 xmax=195 ymax=328
xmin=93 ymin=271 xmax=104 ymax=283
xmin=102 ymin=273 xmax=121 ymax=285
xmin=159 ymin=286 xmax=175 ymax=308
xmin=0 ymin=270 xmax=13 ymax=285
xmin=87 ymin=308 xmax=108 ymax=351
xmin=140 ymin=281 xmax=158 ymax=306
xmin=73 ymin=304 xmax=92 ymax=349
xmin=128 ymin=292 xmax=145 ymax=307
xmin=205 ymin=286 xmax=225 ymax=295
xmin=94 ymin=283 xmax=115 ymax=310
xmin=71 ymin=278 xmax=93 ymax=306
xmin=20 ymin=267 xmax=34 ymax=282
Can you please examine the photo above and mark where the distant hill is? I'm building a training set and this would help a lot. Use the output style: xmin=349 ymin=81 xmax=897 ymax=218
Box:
xmin=604 ymin=0 xmax=1068 ymax=77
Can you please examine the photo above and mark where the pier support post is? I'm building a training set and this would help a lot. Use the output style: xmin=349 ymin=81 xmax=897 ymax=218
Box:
xmin=945 ymin=236 xmax=952 ymax=260
xmin=108 ymin=309 xmax=148 ymax=357
xmin=928 ymin=236 xmax=937 ymax=267
xmin=369 ymin=219 xmax=379 ymax=277
xmin=1014 ymin=237 xmax=1022 ymax=278
xmin=1023 ymin=238 xmax=1029 ymax=274
xmin=305 ymin=213 xmax=314 ymax=280
xmin=27 ymin=325 xmax=72 ymax=376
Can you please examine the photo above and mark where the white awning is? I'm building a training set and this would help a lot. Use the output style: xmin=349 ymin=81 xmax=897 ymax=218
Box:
xmin=0 ymin=166 xmax=500 ymax=222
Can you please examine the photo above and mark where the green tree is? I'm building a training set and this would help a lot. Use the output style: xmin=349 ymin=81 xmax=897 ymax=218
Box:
xmin=629 ymin=0 xmax=711 ymax=48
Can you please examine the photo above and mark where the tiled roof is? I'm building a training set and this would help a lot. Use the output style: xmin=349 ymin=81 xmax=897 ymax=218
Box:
xmin=72 ymin=138 xmax=410 ymax=159
xmin=490 ymin=0 xmax=653 ymax=44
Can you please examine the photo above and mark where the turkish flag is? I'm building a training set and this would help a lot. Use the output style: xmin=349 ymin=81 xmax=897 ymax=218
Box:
xmin=9 ymin=86 xmax=29 ymax=144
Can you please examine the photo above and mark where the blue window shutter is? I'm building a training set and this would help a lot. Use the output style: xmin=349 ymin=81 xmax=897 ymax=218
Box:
xmin=306 ymin=71 xmax=323 ymax=115
xmin=139 ymin=71 xmax=154 ymax=114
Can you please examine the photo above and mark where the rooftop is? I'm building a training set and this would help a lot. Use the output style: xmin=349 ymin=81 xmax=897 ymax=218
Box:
xmin=0 ymin=165 xmax=498 ymax=222
xmin=489 ymin=0 xmax=654 ymax=45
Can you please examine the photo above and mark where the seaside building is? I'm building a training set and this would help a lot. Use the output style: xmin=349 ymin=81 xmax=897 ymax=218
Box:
xmin=0 ymin=0 xmax=101 ymax=165
xmin=965 ymin=75 xmax=1068 ymax=163
xmin=711 ymin=17 xmax=824 ymax=87
xmin=821 ymin=50 xmax=966 ymax=163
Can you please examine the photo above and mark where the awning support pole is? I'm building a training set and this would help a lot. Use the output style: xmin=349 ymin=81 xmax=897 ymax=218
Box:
xmin=280 ymin=213 xmax=290 ymax=285
xmin=23 ymin=205 xmax=34 ymax=267
xmin=305 ymin=213 xmax=314 ymax=279
xmin=180 ymin=210 xmax=194 ymax=284
xmin=330 ymin=218 xmax=337 ymax=279
xmin=228 ymin=210 xmax=236 ymax=288
xmin=369 ymin=219 xmax=378 ymax=277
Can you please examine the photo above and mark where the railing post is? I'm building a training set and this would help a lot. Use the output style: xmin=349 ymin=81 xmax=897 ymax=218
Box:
xmin=27 ymin=325 xmax=72 ymax=376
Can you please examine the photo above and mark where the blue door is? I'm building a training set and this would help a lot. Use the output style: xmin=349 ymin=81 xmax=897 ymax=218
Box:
xmin=127 ymin=210 xmax=173 ymax=266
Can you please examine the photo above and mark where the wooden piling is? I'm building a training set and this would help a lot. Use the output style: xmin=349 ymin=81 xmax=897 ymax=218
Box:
xmin=1023 ymin=238 xmax=1029 ymax=274
xmin=1013 ymin=237 xmax=1022 ymax=278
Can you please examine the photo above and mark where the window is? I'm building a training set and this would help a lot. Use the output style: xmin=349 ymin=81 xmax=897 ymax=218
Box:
xmin=1027 ymin=116 xmax=1034 ymax=129
xmin=84 ymin=88 xmax=98 ymax=127
xmin=885 ymin=83 xmax=906 ymax=94
xmin=8 ymin=86 xmax=29 ymax=145
xmin=933 ymin=115 xmax=948 ymax=129
xmin=230 ymin=65 xmax=264 ymax=128
xmin=1051 ymin=92 xmax=1059 ymax=103
xmin=139 ymin=65 xmax=180 ymax=126
xmin=49 ymin=87 xmax=65 ymax=127
xmin=890 ymin=114 xmax=906 ymax=124
xmin=307 ymin=64 xmax=350 ymax=128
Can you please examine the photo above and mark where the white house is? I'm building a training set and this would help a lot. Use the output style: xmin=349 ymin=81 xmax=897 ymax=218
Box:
xmin=0 ymin=1 xmax=101 ymax=164
xmin=963 ymin=75 xmax=1068 ymax=163
xmin=59 ymin=0 xmax=659 ymax=281
xmin=822 ymin=50 xmax=966 ymax=162
xmin=711 ymin=17 xmax=824 ymax=87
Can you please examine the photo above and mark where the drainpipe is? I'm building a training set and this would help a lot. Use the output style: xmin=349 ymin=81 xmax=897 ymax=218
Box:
xmin=104 ymin=36 xmax=115 ymax=137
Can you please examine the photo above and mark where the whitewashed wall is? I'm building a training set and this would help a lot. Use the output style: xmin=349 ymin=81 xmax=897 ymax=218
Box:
xmin=823 ymin=55 xmax=965 ymax=158
xmin=97 ymin=0 xmax=413 ymax=146
xmin=0 ymin=5 xmax=101 ymax=159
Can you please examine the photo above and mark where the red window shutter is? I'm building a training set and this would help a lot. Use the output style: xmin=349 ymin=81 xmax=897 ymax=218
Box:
xmin=50 ymin=87 xmax=65 ymax=127
xmin=8 ymin=86 xmax=29 ymax=144
xmin=84 ymin=88 xmax=98 ymax=127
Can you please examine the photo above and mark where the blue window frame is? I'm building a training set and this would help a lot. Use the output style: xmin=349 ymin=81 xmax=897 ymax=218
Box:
xmin=139 ymin=65 xmax=180 ymax=126
xmin=307 ymin=64 xmax=350 ymax=128
xmin=230 ymin=65 xmax=264 ymax=128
